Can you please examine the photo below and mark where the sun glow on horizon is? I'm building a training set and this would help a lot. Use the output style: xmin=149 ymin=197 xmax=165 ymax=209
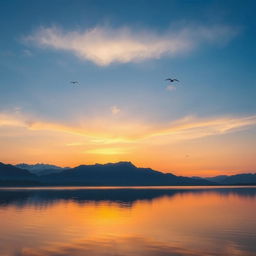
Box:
xmin=0 ymin=109 xmax=255 ymax=176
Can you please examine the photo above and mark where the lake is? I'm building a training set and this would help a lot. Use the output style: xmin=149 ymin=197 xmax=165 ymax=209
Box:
xmin=0 ymin=186 xmax=255 ymax=256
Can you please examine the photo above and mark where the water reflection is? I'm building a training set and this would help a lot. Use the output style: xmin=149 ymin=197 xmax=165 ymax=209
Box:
xmin=0 ymin=187 xmax=255 ymax=256
xmin=13 ymin=235 xmax=256 ymax=256
xmin=0 ymin=186 xmax=256 ymax=208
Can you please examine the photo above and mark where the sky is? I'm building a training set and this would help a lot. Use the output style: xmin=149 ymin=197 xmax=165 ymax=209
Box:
xmin=0 ymin=0 xmax=255 ymax=176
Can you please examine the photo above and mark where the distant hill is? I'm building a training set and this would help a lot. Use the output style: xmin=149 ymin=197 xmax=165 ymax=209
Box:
xmin=0 ymin=162 xmax=36 ymax=180
xmin=202 ymin=174 xmax=256 ymax=185
xmin=204 ymin=175 xmax=229 ymax=183
xmin=0 ymin=162 xmax=40 ymax=186
xmin=221 ymin=173 xmax=256 ymax=185
xmin=40 ymin=161 xmax=214 ymax=186
xmin=197 ymin=173 xmax=256 ymax=185
xmin=16 ymin=163 xmax=69 ymax=176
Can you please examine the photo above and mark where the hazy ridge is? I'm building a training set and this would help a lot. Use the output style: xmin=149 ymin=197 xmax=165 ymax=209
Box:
xmin=0 ymin=162 xmax=255 ymax=186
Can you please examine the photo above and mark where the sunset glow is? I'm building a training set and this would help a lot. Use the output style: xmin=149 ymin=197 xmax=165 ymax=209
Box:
xmin=0 ymin=0 xmax=255 ymax=177
xmin=1 ymin=2 xmax=256 ymax=256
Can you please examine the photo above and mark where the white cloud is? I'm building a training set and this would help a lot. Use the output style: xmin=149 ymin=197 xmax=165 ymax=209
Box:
xmin=26 ymin=24 xmax=238 ymax=66
xmin=111 ymin=105 xmax=121 ymax=115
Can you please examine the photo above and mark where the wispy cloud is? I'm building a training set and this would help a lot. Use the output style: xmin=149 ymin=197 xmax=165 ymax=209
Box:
xmin=148 ymin=115 xmax=256 ymax=141
xmin=0 ymin=111 xmax=255 ymax=144
xmin=26 ymin=24 xmax=238 ymax=66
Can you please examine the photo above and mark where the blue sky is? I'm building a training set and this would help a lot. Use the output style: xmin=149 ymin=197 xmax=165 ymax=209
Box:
xmin=0 ymin=0 xmax=255 ymax=175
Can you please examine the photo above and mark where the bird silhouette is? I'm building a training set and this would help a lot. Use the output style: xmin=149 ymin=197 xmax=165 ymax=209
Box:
xmin=165 ymin=78 xmax=179 ymax=83
xmin=70 ymin=81 xmax=79 ymax=85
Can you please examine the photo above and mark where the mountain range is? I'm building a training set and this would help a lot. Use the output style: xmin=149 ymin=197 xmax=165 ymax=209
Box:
xmin=0 ymin=161 xmax=255 ymax=186
xmin=16 ymin=163 xmax=69 ymax=176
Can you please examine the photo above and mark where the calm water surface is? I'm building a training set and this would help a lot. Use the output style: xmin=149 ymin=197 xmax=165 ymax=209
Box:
xmin=0 ymin=186 xmax=255 ymax=256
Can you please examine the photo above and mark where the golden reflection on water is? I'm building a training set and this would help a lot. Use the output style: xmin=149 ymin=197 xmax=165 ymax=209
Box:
xmin=0 ymin=187 xmax=255 ymax=256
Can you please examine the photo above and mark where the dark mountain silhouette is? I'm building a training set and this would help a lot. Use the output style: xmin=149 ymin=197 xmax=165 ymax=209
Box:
xmin=0 ymin=161 xmax=255 ymax=186
xmin=195 ymin=173 xmax=256 ymax=185
xmin=220 ymin=173 xmax=256 ymax=185
xmin=0 ymin=162 xmax=36 ymax=180
xmin=193 ymin=175 xmax=229 ymax=183
xmin=193 ymin=173 xmax=256 ymax=185
xmin=0 ymin=162 xmax=40 ymax=186
xmin=16 ymin=163 xmax=69 ymax=176
xmin=40 ymin=161 xmax=214 ymax=186
xmin=204 ymin=175 xmax=229 ymax=183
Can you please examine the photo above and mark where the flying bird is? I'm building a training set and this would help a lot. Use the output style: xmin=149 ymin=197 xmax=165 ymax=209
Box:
xmin=165 ymin=78 xmax=179 ymax=83
xmin=70 ymin=81 xmax=79 ymax=85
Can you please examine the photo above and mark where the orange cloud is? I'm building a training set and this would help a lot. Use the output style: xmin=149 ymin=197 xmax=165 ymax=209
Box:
xmin=0 ymin=112 xmax=256 ymax=145
xmin=1 ymin=110 xmax=256 ymax=174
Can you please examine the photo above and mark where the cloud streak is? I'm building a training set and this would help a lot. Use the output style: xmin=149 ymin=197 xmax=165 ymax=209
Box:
xmin=0 ymin=111 xmax=255 ymax=144
xmin=26 ymin=24 xmax=238 ymax=66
